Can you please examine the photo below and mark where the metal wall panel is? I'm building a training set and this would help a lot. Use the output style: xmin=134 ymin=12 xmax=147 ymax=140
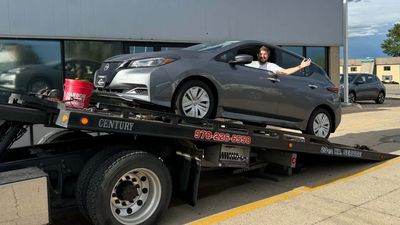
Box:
xmin=0 ymin=0 xmax=343 ymax=46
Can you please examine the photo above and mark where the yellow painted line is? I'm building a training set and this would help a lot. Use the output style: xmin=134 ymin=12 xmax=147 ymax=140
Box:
xmin=190 ymin=156 xmax=400 ymax=225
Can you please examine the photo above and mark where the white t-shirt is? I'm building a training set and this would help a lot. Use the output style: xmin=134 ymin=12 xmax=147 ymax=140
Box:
xmin=259 ymin=62 xmax=283 ymax=73
xmin=246 ymin=61 xmax=283 ymax=73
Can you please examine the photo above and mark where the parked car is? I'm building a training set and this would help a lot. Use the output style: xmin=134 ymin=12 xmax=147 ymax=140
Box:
xmin=0 ymin=58 xmax=100 ymax=93
xmin=93 ymin=40 xmax=341 ymax=138
xmin=382 ymin=80 xmax=399 ymax=84
xmin=340 ymin=73 xmax=385 ymax=104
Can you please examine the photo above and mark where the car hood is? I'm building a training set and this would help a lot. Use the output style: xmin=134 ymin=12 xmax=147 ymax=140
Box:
xmin=104 ymin=50 xmax=209 ymax=62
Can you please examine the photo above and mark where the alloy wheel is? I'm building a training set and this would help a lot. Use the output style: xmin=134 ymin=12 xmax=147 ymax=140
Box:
xmin=110 ymin=168 xmax=162 ymax=224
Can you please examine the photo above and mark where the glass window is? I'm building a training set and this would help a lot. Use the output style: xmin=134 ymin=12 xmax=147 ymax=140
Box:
xmin=161 ymin=47 xmax=182 ymax=51
xmin=384 ymin=66 xmax=391 ymax=71
xmin=340 ymin=74 xmax=357 ymax=83
xmin=383 ymin=75 xmax=392 ymax=81
xmin=215 ymin=45 xmax=260 ymax=64
xmin=350 ymin=67 xmax=357 ymax=72
xmin=355 ymin=75 xmax=367 ymax=83
xmin=129 ymin=46 xmax=154 ymax=54
xmin=366 ymin=74 xmax=375 ymax=83
xmin=306 ymin=47 xmax=327 ymax=72
xmin=281 ymin=46 xmax=304 ymax=56
xmin=64 ymin=41 xmax=123 ymax=82
xmin=280 ymin=51 xmax=304 ymax=77
xmin=0 ymin=39 xmax=62 ymax=97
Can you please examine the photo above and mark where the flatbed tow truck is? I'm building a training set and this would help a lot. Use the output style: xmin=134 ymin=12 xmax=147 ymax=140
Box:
xmin=0 ymin=92 xmax=396 ymax=225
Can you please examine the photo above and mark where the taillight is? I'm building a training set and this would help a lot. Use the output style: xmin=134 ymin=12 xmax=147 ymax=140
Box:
xmin=327 ymin=87 xmax=339 ymax=94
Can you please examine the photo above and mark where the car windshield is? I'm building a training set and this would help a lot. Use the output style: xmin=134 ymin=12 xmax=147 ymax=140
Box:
xmin=340 ymin=74 xmax=357 ymax=83
xmin=183 ymin=41 xmax=240 ymax=52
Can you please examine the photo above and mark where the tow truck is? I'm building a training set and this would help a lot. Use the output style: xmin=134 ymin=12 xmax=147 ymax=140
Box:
xmin=0 ymin=92 xmax=396 ymax=225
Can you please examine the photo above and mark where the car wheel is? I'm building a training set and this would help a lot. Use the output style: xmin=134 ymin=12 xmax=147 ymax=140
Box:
xmin=375 ymin=92 xmax=385 ymax=104
xmin=174 ymin=80 xmax=215 ymax=119
xmin=306 ymin=108 xmax=332 ymax=139
xmin=348 ymin=92 xmax=356 ymax=103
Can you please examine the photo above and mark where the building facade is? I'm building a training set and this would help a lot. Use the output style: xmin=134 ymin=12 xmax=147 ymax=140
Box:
xmin=0 ymin=0 xmax=344 ymax=98
xmin=340 ymin=57 xmax=400 ymax=84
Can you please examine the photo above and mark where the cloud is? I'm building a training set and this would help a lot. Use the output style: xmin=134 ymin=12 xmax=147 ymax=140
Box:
xmin=347 ymin=0 xmax=400 ymax=37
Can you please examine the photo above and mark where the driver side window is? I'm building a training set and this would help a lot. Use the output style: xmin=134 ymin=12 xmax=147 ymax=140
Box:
xmin=280 ymin=51 xmax=304 ymax=77
xmin=355 ymin=75 xmax=367 ymax=84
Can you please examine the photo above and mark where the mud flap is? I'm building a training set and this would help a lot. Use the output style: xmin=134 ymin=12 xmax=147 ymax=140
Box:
xmin=174 ymin=146 xmax=202 ymax=206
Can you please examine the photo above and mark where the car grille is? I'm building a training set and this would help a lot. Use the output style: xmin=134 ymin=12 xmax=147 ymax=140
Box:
xmin=94 ymin=62 xmax=122 ymax=88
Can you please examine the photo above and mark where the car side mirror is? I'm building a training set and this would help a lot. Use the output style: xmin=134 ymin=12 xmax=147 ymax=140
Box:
xmin=229 ymin=54 xmax=253 ymax=65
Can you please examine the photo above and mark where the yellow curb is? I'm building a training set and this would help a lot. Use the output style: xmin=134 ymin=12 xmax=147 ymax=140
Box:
xmin=189 ymin=156 xmax=400 ymax=225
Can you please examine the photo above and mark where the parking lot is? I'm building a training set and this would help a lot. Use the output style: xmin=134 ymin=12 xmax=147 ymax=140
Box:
xmin=51 ymin=97 xmax=400 ymax=225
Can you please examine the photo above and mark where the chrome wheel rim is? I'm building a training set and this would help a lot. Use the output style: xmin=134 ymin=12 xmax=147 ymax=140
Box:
xmin=110 ymin=168 xmax=161 ymax=225
xmin=378 ymin=93 xmax=384 ymax=103
xmin=348 ymin=93 xmax=355 ymax=103
xmin=182 ymin=86 xmax=210 ymax=118
xmin=313 ymin=113 xmax=330 ymax=138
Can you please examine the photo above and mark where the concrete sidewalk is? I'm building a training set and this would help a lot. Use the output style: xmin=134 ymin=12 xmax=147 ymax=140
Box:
xmin=187 ymin=99 xmax=400 ymax=225
xmin=191 ymin=156 xmax=400 ymax=225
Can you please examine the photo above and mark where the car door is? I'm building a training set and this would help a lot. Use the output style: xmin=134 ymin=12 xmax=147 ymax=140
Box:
xmin=366 ymin=74 xmax=379 ymax=99
xmin=353 ymin=74 xmax=368 ymax=100
xmin=212 ymin=45 xmax=282 ymax=120
xmin=275 ymin=51 xmax=321 ymax=123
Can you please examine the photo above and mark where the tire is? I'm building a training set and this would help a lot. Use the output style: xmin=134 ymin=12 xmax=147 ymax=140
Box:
xmin=305 ymin=108 xmax=332 ymax=139
xmin=375 ymin=92 xmax=385 ymax=104
xmin=86 ymin=151 xmax=172 ymax=225
xmin=76 ymin=148 xmax=119 ymax=221
xmin=348 ymin=92 xmax=356 ymax=103
xmin=174 ymin=80 xmax=215 ymax=119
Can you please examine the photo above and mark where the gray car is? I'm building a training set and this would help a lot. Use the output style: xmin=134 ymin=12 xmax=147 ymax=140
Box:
xmin=94 ymin=40 xmax=341 ymax=138
xmin=340 ymin=73 xmax=386 ymax=104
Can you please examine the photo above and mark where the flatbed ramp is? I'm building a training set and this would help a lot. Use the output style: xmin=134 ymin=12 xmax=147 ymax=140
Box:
xmin=0 ymin=93 xmax=397 ymax=225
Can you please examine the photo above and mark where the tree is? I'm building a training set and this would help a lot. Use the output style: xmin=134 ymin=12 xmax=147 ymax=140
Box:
xmin=381 ymin=23 xmax=400 ymax=57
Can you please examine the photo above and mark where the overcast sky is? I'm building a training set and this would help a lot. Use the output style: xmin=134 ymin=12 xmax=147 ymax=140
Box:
xmin=346 ymin=0 xmax=400 ymax=58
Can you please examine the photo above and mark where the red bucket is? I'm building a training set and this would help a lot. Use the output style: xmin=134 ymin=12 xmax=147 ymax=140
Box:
xmin=63 ymin=79 xmax=94 ymax=109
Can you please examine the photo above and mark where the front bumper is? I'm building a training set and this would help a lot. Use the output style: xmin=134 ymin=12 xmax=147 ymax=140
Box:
xmin=95 ymin=68 xmax=153 ymax=103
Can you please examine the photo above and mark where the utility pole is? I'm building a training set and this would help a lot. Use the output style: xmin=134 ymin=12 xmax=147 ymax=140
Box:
xmin=343 ymin=0 xmax=349 ymax=105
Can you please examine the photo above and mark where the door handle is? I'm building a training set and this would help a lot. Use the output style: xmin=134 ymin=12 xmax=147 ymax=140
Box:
xmin=267 ymin=77 xmax=280 ymax=83
xmin=308 ymin=84 xmax=318 ymax=89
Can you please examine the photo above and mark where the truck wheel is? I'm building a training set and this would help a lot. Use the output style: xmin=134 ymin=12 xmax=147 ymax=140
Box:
xmin=86 ymin=151 xmax=172 ymax=225
xmin=76 ymin=148 xmax=118 ymax=221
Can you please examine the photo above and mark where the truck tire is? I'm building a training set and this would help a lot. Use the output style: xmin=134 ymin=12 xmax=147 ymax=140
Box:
xmin=76 ymin=148 xmax=119 ymax=221
xmin=86 ymin=151 xmax=172 ymax=225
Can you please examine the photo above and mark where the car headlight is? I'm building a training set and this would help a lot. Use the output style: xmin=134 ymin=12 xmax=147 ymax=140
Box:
xmin=8 ymin=67 xmax=26 ymax=74
xmin=0 ymin=73 xmax=16 ymax=89
xmin=128 ymin=57 xmax=177 ymax=68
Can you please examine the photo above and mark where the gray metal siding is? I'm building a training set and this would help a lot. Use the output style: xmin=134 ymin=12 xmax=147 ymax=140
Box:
xmin=0 ymin=0 xmax=343 ymax=46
